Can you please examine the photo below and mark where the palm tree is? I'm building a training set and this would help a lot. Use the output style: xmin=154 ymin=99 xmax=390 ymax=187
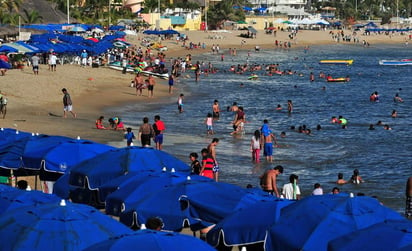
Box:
xmin=0 ymin=0 xmax=22 ymax=12
xmin=5 ymin=13 xmax=20 ymax=25
xmin=143 ymin=0 xmax=161 ymax=13
xmin=23 ymin=9 xmax=43 ymax=24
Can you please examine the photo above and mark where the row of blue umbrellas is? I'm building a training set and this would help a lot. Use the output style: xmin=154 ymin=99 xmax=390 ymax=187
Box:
xmin=0 ymin=185 xmax=214 ymax=250
xmin=2 ymin=128 xmax=411 ymax=250
xmin=0 ymin=31 xmax=126 ymax=56
xmin=0 ymin=128 xmax=114 ymax=173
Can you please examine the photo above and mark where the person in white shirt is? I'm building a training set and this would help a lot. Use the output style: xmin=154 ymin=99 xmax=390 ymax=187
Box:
xmin=282 ymin=174 xmax=301 ymax=200
xmin=312 ymin=183 xmax=323 ymax=195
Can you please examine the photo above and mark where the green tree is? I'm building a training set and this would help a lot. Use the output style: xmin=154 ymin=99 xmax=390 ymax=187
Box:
xmin=0 ymin=0 xmax=22 ymax=12
xmin=23 ymin=9 xmax=43 ymax=24
xmin=207 ymin=0 xmax=246 ymax=29
xmin=5 ymin=13 xmax=20 ymax=25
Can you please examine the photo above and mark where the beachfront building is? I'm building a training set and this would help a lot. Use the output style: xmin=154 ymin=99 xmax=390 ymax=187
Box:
xmin=248 ymin=0 xmax=310 ymax=19
xmin=140 ymin=9 xmax=202 ymax=31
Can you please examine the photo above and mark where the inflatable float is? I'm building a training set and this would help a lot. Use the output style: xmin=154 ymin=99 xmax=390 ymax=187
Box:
xmin=319 ymin=60 xmax=354 ymax=65
xmin=327 ymin=77 xmax=349 ymax=83
xmin=248 ymin=74 xmax=259 ymax=80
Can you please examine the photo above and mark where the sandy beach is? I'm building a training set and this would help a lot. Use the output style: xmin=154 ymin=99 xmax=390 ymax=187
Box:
xmin=1 ymin=29 xmax=409 ymax=144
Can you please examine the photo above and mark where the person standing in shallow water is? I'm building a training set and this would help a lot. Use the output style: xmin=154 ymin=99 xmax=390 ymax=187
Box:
xmin=260 ymin=165 xmax=284 ymax=197
xmin=138 ymin=117 xmax=154 ymax=147
xmin=287 ymin=100 xmax=293 ymax=114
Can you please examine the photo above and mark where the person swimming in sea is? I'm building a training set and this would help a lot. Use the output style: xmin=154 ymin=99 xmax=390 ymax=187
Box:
xmin=350 ymin=169 xmax=363 ymax=184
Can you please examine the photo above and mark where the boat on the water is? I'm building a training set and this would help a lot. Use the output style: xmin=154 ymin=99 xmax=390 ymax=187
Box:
xmin=107 ymin=62 xmax=169 ymax=79
xmin=379 ymin=59 xmax=412 ymax=66
xmin=319 ymin=60 xmax=354 ymax=65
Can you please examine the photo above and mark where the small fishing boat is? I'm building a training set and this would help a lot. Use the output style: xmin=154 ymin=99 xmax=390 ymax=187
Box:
xmin=379 ymin=59 xmax=412 ymax=66
xmin=319 ymin=60 xmax=354 ymax=65
xmin=108 ymin=62 xmax=169 ymax=79
xmin=107 ymin=62 xmax=135 ymax=72
xmin=140 ymin=71 xmax=169 ymax=79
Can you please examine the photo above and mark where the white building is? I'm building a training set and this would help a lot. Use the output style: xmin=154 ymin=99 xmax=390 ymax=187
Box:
xmin=249 ymin=0 xmax=310 ymax=18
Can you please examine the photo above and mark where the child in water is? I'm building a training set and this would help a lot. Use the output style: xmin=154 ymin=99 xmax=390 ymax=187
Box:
xmin=124 ymin=127 xmax=136 ymax=146
xmin=205 ymin=113 xmax=214 ymax=135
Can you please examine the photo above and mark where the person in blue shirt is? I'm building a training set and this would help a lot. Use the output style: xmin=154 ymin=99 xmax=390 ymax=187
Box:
xmin=124 ymin=127 xmax=135 ymax=146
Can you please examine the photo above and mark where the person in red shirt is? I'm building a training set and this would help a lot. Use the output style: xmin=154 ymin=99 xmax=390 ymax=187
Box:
xmin=200 ymin=148 xmax=214 ymax=179
xmin=153 ymin=115 xmax=166 ymax=150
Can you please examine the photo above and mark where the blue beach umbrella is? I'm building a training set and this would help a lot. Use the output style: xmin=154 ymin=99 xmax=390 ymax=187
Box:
xmin=84 ymin=229 xmax=215 ymax=251
xmin=41 ymin=139 xmax=114 ymax=173
xmin=143 ymin=30 xmax=162 ymax=35
xmin=0 ymin=128 xmax=32 ymax=149
xmin=328 ymin=219 xmax=412 ymax=251
xmin=0 ymin=188 xmax=60 ymax=215
xmin=69 ymin=147 xmax=191 ymax=189
xmin=97 ymin=172 xmax=149 ymax=203
xmin=0 ymin=134 xmax=71 ymax=170
xmin=0 ymin=184 xmax=16 ymax=192
xmin=53 ymin=173 xmax=70 ymax=199
xmin=119 ymin=182 xmax=271 ymax=231
xmin=206 ymin=199 xmax=294 ymax=248
xmin=265 ymin=194 xmax=404 ymax=251
xmin=0 ymin=199 xmax=132 ymax=251
xmin=0 ymin=133 xmax=40 ymax=169
xmin=105 ymin=171 xmax=212 ymax=216
xmin=21 ymin=135 xmax=73 ymax=170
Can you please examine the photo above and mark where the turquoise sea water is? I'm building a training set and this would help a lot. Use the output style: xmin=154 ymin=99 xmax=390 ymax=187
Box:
xmin=110 ymin=43 xmax=412 ymax=213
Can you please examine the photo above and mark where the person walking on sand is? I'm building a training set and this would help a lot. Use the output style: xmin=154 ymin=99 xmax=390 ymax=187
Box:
xmin=62 ymin=88 xmax=76 ymax=118
xmin=49 ymin=53 xmax=57 ymax=72
xmin=260 ymin=165 xmax=283 ymax=197
xmin=31 ymin=54 xmax=40 ymax=75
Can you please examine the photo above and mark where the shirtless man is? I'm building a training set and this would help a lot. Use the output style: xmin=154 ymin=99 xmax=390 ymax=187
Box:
xmin=207 ymin=138 xmax=219 ymax=181
xmin=406 ymin=177 xmax=412 ymax=218
xmin=147 ymin=75 xmax=156 ymax=98
xmin=134 ymin=73 xmax=144 ymax=96
xmin=260 ymin=165 xmax=284 ymax=197
xmin=212 ymin=99 xmax=220 ymax=120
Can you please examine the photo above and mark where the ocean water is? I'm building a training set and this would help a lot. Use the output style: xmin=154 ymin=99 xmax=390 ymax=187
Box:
xmin=108 ymin=43 xmax=412 ymax=213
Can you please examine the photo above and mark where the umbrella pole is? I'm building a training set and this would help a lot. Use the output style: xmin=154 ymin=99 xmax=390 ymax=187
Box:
xmin=35 ymin=174 xmax=38 ymax=190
